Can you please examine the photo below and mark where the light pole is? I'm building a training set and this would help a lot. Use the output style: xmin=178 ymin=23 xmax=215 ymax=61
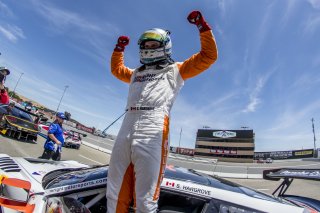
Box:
xmin=56 ymin=85 xmax=69 ymax=113
xmin=11 ymin=72 xmax=24 ymax=97
xmin=311 ymin=118 xmax=317 ymax=158
xmin=178 ymin=128 xmax=182 ymax=154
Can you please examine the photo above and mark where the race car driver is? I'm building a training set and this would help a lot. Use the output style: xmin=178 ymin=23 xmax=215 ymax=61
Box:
xmin=40 ymin=112 xmax=66 ymax=161
xmin=107 ymin=11 xmax=218 ymax=213
xmin=0 ymin=67 xmax=10 ymax=104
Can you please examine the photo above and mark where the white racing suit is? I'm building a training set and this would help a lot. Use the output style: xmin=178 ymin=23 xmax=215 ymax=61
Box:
xmin=107 ymin=30 xmax=218 ymax=213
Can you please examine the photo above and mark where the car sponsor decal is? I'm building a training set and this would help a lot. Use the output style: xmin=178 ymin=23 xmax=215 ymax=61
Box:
xmin=161 ymin=178 xmax=213 ymax=197
xmin=45 ymin=178 xmax=107 ymax=195
xmin=264 ymin=168 xmax=320 ymax=181
xmin=32 ymin=171 xmax=47 ymax=176
xmin=279 ymin=170 xmax=320 ymax=178
xmin=0 ymin=174 xmax=8 ymax=184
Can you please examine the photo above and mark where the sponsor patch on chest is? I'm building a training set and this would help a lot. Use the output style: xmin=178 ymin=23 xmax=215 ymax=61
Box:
xmin=133 ymin=73 xmax=165 ymax=83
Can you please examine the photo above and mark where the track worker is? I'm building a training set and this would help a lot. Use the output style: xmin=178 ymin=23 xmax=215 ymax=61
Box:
xmin=40 ymin=112 xmax=66 ymax=161
xmin=107 ymin=10 xmax=218 ymax=213
xmin=0 ymin=67 xmax=10 ymax=104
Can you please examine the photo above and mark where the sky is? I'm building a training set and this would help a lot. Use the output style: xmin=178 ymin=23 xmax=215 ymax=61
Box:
xmin=1 ymin=0 xmax=320 ymax=152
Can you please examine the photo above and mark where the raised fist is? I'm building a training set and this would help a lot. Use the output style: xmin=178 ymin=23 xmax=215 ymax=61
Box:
xmin=187 ymin=11 xmax=203 ymax=25
xmin=187 ymin=11 xmax=211 ymax=33
xmin=114 ymin=36 xmax=130 ymax=52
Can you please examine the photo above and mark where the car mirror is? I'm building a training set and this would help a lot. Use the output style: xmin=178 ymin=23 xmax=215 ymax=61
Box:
xmin=0 ymin=177 xmax=35 ymax=212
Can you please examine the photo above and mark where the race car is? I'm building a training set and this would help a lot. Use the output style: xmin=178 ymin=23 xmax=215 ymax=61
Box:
xmin=0 ymin=104 xmax=40 ymax=142
xmin=263 ymin=168 xmax=320 ymax=212
xmin=37 ymin=121 xmax=52 ymax=138
xmin=0 ymin=154 xmax=312 ymax=213
xmin=63 ymin=130 xmax=87 ymax=149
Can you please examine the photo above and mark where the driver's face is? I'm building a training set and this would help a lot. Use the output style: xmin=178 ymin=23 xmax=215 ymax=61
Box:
xmin=56 ymin=117 xmax=64 ymax=124
xmin=144 ymin=40 xmax=161 ymax=49
xmin=0 ymin=70 xmax=8 ymax=76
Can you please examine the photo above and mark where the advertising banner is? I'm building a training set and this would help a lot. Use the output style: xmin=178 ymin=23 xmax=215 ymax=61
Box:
xmin=254 ymin=149 xmax=314 ymax=160
xmin=197 ymin=129 xmax=254 ymax=139
xmin=210 ymin=149 xmax=237 ymax=155
xmin=76 ymin=123 xmax=94 ymax=134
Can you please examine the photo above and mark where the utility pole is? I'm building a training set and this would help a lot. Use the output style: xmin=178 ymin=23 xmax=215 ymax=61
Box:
xmin=311 ymin=118 xmax=317 ymax=158
xmin=56 ymin=85 xmax=69 ymax=113
xmin=11 ymin=72 xmax=24 ymax=97
xmin=178 ymin=128 xmax=182 ymax=154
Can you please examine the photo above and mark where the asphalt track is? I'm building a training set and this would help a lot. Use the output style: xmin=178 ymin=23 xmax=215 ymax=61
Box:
xmin=0 ymin=129 xmax=319 ymax=200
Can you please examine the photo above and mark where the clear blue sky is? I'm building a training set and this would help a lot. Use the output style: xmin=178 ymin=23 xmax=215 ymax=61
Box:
xmin=1 ymin=0 xmax=320 ymax=151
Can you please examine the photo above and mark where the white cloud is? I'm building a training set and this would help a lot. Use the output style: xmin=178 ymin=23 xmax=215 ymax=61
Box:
xmin=29 ymin=0 xmax=115 ymax=36
xmin=265 ymin=100 xmax=320 ymax=132
xmin=280 ymin=0 xmax=298 ymax=27
xmin=0 ymin=1 xmax=14 ymax=17
xmin=27 ymin=0 xmax=118 ymax=65
xmin=242 ymin=66 xmax=276 ymax=113
xmin=308 ymin=0 xmax=320 ymax=9
xmin=304 ymin=15 xmax=320 ymax=35
xmin=242 ymin=77 xmax=265 ymax=113
xmin=217 ymin=0 xmax=227 ymax=17
xmin=0 ymin=24 xmax=25 ymax=42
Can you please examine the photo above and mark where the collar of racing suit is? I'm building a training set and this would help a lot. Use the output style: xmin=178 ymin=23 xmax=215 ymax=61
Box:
xmin=138 ymin=58 xmax=174 ymax=71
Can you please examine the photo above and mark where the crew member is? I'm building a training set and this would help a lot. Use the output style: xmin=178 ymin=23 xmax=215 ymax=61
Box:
xmin=107 ymin=11 xmax=218 ymax=212
xmin=0 ymin=67 xmax=10 ymax=104
xmin=40 ymin=112 xmax=66 ymax=161
xmin=6 ymin=102 xmax=15 ymax=115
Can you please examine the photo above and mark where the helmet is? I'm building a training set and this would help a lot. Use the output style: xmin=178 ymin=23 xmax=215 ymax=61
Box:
xmin=138 ymin=28 xmax=172 ymax=65
xmin=56 ymin=112 xmax=66 ymax=120
xmin=46 ymin=197 xmax=91 ymax=213
xmin=0 ymin=67 xmax=10 ymax=75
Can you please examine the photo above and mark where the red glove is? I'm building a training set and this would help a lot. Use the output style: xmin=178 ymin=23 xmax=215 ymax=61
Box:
xmin=114 ymin=36 xmax=130 ymax=52
xmin=187 ymin=11 xmax=211 ymax=33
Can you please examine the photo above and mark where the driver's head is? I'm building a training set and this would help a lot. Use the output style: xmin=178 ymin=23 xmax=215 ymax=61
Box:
xmin=46 ymin=197 xmax=91 ymax=213
xmin=138 ymin=28 xmax=172 ymax=65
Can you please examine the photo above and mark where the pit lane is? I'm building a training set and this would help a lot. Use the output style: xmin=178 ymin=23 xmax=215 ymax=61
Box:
xmin=0 ymin=133 xmax=320 ymax=200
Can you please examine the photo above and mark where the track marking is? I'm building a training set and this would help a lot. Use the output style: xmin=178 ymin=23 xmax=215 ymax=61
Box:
xmin=257 ymin=189 xmax=270 ymax=191
xmin=79 ymin=155 xmax=103 ymax=165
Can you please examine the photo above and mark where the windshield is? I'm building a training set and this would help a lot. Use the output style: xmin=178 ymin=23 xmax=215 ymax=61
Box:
xmin=42 ymin=166 xmax=107 ymax=189
xmin=0 ymin=104 xmax=33 ymax=122
xmin=12 ymin=107 xmax=33 ymax=122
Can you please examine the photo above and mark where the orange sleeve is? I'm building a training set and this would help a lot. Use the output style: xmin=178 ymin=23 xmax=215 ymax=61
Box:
xmin=178 ymin=30 xmax=218 ymax=80
xmin=111 ymin=51 xmax=133 ymax=83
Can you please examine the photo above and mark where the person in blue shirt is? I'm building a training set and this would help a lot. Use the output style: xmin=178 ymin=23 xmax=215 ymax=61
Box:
xmin=40 ymin=112 xmax=66 ymax=161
